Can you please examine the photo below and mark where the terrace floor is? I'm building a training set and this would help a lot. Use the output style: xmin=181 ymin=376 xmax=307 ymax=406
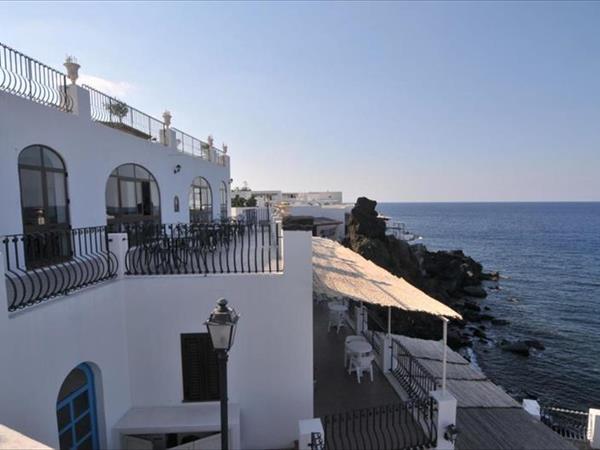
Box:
xmin=313 ymin=301 xmax=400 ymax=417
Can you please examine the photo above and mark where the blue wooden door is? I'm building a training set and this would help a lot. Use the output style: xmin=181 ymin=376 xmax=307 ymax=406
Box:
xmin=56 ymin=363 xmax=99 ymax=450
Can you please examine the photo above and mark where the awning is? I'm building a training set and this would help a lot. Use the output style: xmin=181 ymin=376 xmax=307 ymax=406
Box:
xmin=312 ymin=237 xmax=461 ymax=319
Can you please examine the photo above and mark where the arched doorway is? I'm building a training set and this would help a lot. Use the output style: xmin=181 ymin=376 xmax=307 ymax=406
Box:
xmin=105 ymin=163 xmax=161 ymax=231
xmin=56 ymin=363 xmax=99 ymax=450
xmin=18 ymin=145 xmax=71 ymax=268
xmin=189 ymin=177 xmax=212 ymax=223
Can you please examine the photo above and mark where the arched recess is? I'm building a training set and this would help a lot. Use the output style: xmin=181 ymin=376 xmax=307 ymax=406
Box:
xmin=189 ymin=176 xmax=212 ymax=223
xmin=105 ymin=163 xmax=161 ymax=230
xmin=18 ymin=145 xmax=71 ymax=268
xmin=56 ymin=363 xmax=100 ymax=450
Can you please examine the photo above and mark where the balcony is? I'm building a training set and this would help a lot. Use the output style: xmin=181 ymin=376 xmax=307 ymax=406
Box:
xmin=0 ymin=41 xmax=229 ymax=167
xmin=1 ymin=222 xmax=282 ymax=312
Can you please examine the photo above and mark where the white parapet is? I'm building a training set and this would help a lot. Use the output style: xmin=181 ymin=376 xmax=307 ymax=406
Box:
xmin=0 ymin=424 xmax=51 ymax=449
xmin=108 ymin=233 xmax=129 ymax=279
xmin=66 ymin=84 xmax=91 ymax=118
xmin=298 ymin=418 xmax=324 ymax=450
xmin=589 ymin=408 xmax=600 ymax=449
xmin=431 ymin=389 xmax=458 ymax=450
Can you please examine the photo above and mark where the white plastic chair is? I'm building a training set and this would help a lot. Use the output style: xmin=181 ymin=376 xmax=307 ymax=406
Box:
xmin=327 ymin=310 xmax=345 ymax=333
xmin=348 ymin=353 xmax=374 ymax=383
xmin=344 ymin=336 xmax=367 ymax=366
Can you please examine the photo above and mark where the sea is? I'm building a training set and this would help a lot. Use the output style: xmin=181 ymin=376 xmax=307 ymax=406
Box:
xmin=378 ymin=202 xmax=600 ymax=410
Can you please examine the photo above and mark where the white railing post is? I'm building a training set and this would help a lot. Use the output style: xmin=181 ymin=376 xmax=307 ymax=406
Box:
xmin=67 ymin=84 xmax=91 ymax=119
xmin=522 ymin=399 xmax=541 ymax=419
xmin=382 ymin=334 xmax=392 ymax=372
xmin=589 ymin=408 xmax=600 ymax=449
xmin=431 ymin=390 xmax=458 ymax=450
xmin=108 ymin=233 xmax=129 ymax=279
xmin=356 ymin=304 xmax=366 ymax=334
xmin=298 ymin=418 xmax=324 ymax=450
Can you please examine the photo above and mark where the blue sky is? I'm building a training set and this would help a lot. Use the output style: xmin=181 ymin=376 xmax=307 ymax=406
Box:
xmin=2 ymin=1 xmax=599 ymax=202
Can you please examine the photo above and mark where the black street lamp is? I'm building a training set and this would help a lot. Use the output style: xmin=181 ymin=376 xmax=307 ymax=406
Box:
xmin=205 ymin=298 xmax=239 ymax=450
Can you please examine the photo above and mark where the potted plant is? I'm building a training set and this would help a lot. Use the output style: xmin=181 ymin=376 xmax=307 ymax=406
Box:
xmin=105 ymin=100 xmax=129 ymax=123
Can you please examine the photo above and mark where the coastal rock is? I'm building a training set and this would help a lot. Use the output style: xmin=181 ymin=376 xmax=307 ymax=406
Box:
xmin=473 ymin=328 xmax=487 ymax=339
xmin=500 ymin=340 xmax=530 ymax=356
xmin=344 ymin=197 xmax=508 ymax=348
xmin=348 ymin=197 xmax=387 ymax=240
xmin=482 ymin=271 xmax=500 ymax=281
xmin=463 ymin=300 xmax=481 ymax=312
xmin=463 ymin=285 xmax=487 ymax=298
xmin=524 ymin=339 xmax=545 ymax=351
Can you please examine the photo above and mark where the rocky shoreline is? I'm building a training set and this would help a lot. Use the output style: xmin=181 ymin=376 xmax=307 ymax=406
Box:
xmin=345 ymin=197 xmax=543 ymax=357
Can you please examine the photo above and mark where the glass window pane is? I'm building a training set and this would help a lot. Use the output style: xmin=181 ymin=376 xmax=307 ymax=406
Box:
xmin=78 ymin=436 xmax=93 ymax=450
xmin=19 ymin=168 xmax=44 ymax=226
xmin=42 ymin=148 xmax=64 ymax=169
xmin=119 ymin=180 xmax=137 ymax=215
xmin=75 ymin=413 xmax=91 ymax=441
xmin=45 ymin=172 xmax=68 ymax=225
xmin=58 ymin=369 xmax=87 ymax=401
xmin=118 ymin=164 xmax=135 ymax=178
xmin=57 ymin=405 xmax=71 ymax=431
xmin=135 ymin=165 xmax=150 ymax=180
xmin=19 ymin=146 xmax=42 ymax=166
xmin=105 ymin=177 xmax=119 ymax=217
xmin=59 ymin=429 xmax=73 ymax=450
xmin=73 ymin=392 xmax=89 ymax=419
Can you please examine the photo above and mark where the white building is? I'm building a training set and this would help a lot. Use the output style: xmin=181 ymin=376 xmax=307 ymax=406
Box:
xmin=232 ymin=189 xmax=343 ymax=207
xmin=0 ymin=44 xmax=313 ymax=450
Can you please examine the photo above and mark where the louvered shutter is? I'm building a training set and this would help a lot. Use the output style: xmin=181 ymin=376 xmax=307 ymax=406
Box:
xmin=181 ymin=333 xmax=220 ymax=401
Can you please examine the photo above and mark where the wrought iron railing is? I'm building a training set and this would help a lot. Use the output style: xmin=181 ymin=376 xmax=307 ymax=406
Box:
xmin=321 ymin=399 xmax=437 ymax=450
xmin=124 ymin=222 xmax=282 ymax=275
xmin=83 ymin=84 xmax=166 ymax=142
xmin=390 ymin=339 xmax=439 ymax=402
xmin=541 ymin=405 xmax=589 ymax=441
xmin=0 ymin=42 xmax=72 ymax=111
xmin=2 ymin=227 xmax=118 ymax=311
xmin=172 ymin=128 xmax=229 ymax=167
xmin=308 ymin=432 xmax=325 ymax=450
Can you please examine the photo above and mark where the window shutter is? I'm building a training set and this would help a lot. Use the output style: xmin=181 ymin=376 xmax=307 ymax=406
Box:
xmin=181 ymin=333 xmax=220 ymax=402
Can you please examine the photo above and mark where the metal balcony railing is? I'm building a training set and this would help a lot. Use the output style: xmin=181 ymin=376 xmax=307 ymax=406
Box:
xmin=320 ymin=399 xmax=437 ymax=450
xmin=0 ymin=41 xmax=72 ymax=112
xmin=124 ymin=222 xmax=282 ymax=275
xmin=2 ymin=226 xmax=118 ymax=311
xmin=390 ymin=338 xmax=440 ymax=402
xmin=172 ymin=128 xmax=229 ymax=167
xmin=541 ymin=405 xmax=589 ymax=441
xmin=83 ymin=84 xmax=166 ymax=143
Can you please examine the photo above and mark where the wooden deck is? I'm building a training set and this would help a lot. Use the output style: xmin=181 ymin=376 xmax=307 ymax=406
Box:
xmin=392 ymin=334 xmax=575 ymax=449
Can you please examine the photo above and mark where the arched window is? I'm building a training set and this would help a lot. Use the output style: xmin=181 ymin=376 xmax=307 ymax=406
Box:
xmin=105 ymin=164 xmax=160 ymax=230
xmin=56 ymin=363 xmax=99 ymax=450
xmin=18 ymin=145 xmax=71 ymax=268
xmin=189 ymin=177 xmax=212 ymax=223
xmin=18 ymin=145 xmax=70 ymax=232
xmin=220 ymin=181 xmax=228 ymax=219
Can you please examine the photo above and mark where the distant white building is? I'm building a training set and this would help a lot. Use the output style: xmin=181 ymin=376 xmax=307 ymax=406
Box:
xmin=232 ymin=189 xmax=343 ymax=207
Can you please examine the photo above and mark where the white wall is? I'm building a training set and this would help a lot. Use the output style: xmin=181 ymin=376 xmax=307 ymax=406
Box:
xmin=0 ymin=231 xmax=313 ymax=450
xmin=0 ymin=90 xmax=231 ymax=235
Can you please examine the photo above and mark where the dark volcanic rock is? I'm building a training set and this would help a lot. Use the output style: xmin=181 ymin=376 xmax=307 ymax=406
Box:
xmin=344 ymin=197 xmax=506 ymax=348
xmin=500 ymin=340 xmax=530 ymax=356
xmin=464 ymin=300 xmax=481 ymax=312
xmin=463 ymin=285 xmax=487 ymax=298
xmin=524 ymin=339 xmax=545 ymax=351
xmin=482 ymin=271 xmax=500 ymax=281
xmin=348 ymin=197 xmax=387 ymax=240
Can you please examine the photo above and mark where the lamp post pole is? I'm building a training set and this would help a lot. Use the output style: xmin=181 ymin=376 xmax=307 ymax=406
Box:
xmin=218 ymin=350 xmax=229 ymax=450
xmin=205 ymin=298 xmax=238 ymax=450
